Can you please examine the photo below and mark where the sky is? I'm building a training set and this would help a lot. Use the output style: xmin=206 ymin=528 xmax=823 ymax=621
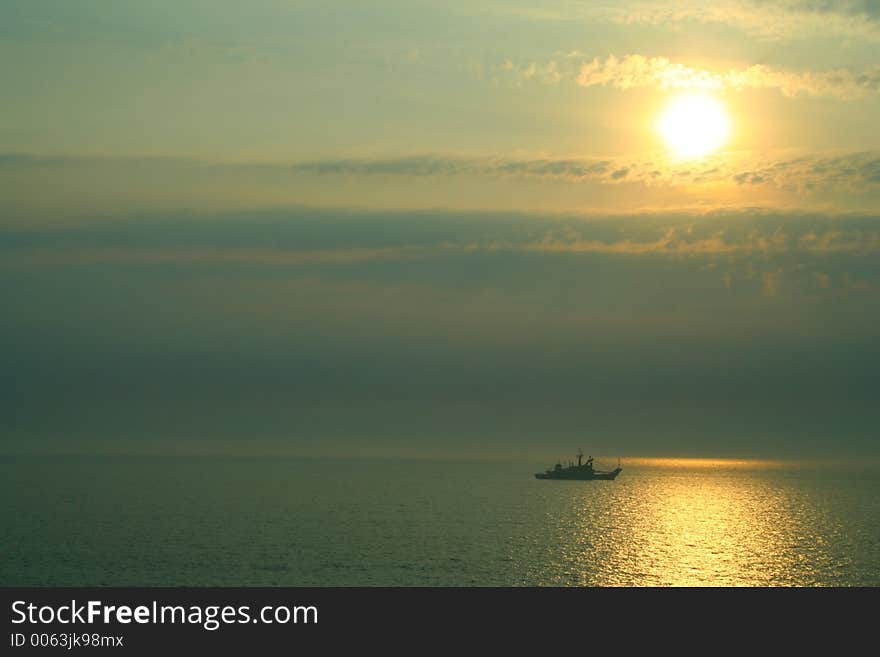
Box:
xmin=2 ymin=1 xmax=879 ymax=460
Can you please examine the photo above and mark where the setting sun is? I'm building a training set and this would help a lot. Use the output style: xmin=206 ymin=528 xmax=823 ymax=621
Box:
xmin=657 ymin=92 xmax=731 ymax=159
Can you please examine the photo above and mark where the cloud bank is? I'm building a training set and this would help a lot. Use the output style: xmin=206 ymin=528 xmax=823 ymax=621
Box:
xmin=504 ymin=53 xmax=880 ymax=99
xmin=4 ymin=150 xmax=879 ymax=193
xmin=3 ymin=207 xmax=878 ymax=457
xmin=492 ymin=1 xmax=880 ymax=42
xmin=3 ymin=207 xmax=879 ymax=266
xmin=287 ymin=150 xmax=880 ymax=192
xmin=576 ymin=54 xmax=880 ymax=99
xmin=603 ymin=0 xmax=880 ymax=41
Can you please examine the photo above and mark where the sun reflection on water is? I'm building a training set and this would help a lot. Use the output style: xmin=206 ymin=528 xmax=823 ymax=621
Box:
xmin=533 ymin=461 xmax=853 ymax=586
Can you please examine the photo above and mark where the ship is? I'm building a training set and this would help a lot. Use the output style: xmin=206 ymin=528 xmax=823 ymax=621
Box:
xmin=534 ymin=450 xmax=622 ymax=480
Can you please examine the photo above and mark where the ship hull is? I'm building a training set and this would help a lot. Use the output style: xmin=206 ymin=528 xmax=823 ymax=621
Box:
xmin=534 ymin=467 xmax=622 ymax=481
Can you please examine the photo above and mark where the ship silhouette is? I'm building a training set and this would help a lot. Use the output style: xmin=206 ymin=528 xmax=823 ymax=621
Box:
xmin=534 ymin=450 xmax=622 ymax=480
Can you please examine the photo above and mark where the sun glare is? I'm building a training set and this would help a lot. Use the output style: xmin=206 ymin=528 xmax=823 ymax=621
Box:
xmin=657 ymin=92 xmax=730 ymax=159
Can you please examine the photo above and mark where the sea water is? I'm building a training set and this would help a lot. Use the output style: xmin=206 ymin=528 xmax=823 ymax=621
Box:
xmin=2 ymin=455 xmax=878 ymax=586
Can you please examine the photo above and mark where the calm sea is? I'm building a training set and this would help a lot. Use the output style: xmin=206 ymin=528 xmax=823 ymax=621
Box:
xmin=1 ymin=455 xmax=878 ymax=586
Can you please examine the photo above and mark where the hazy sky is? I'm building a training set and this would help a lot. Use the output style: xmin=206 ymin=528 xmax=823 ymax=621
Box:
xmin=2 ymin=1 xmax=878 ymax=459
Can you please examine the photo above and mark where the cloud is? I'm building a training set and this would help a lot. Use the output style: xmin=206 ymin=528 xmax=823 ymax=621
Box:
xmin=607 ymin=0 xmax=880 ymax=41
xmin=291 ymin=150 xmax=880 ymax=193
xmin=579 ymin=55 xmax=880 ymax=98
xmin=724 ymin=151 xmax=880 ymax=191
xmin=290 ymin=154 xmax=620 ymax=180
xmin=3 ymin=207 xmax=878 ymax=462
xmin=506 ymin=53 xmax=880 ymax=99
xmin=489 ymin=1 xmax=880 ymax=42
xmin=3 ymin=208 xmax=879 ymax=273
xmin=0 ymin=151 xmax=614 ymax=182
xmin=3 ymin=151 xmax=880 ymax=203
xmin=0 ymin=244 xmax=447 ymax=270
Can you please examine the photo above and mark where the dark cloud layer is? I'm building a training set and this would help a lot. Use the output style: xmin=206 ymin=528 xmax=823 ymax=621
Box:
xmin=2 ymin=207 xmax=878 ymax=459
xmin=5 ymin=151 xmax=878 ymax=195
xmin=3 ymin=205 xmax=879 ymax=255
xmin=290 ymin=152 xmax=880 ymax=191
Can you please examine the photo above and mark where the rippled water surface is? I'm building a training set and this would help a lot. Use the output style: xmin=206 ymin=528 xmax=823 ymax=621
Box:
xmin=2 ymin=456 xmax=878 ymax=586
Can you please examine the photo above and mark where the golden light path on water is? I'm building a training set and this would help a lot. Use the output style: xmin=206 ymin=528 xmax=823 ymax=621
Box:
xmin=524 ymin=458 xmax=856 ymax=586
